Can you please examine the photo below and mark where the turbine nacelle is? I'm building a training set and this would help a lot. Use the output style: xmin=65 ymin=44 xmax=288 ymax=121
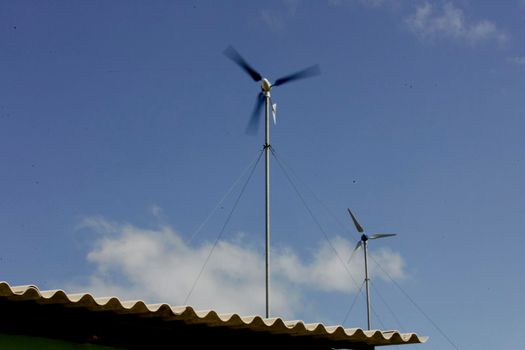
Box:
xmin=261 ymin=78 xmax=272 ymax=93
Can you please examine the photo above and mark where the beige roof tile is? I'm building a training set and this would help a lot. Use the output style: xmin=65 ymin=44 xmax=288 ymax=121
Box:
xmin=0 ymin=281 xmax=427 ymax=348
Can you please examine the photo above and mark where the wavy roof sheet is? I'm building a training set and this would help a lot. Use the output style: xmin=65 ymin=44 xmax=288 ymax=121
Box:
xmin=0 ymin=281 xmax=427 ymax=349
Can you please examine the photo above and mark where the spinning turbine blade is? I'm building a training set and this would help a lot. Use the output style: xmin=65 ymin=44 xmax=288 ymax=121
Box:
xmin=348 ymin=240 xmax=362 ymax=263
xmin=272 ymin=103 xmax=277 ymax=124
xmin=246 ymin=93 xmax=265 ymax=134
xmin=273 ymin=64 xmax=321 ymax=87
xmin=347 ymin=209 xmax=364 ymax=233
xmin=369 ymin=233 xmax=397 ymax=240
xmin=223 ymin=46 xmax=262 ymax=82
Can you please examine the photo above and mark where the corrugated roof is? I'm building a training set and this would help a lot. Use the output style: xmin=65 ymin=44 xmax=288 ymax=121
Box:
xmin=0 ymin=281 xmax=427 ymax=348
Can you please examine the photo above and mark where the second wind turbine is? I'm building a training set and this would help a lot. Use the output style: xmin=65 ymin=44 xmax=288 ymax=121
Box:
xmin=347 ymin=209 xmax=397 ymax=330
xmin=224 ymin=46 xmax=320 ymax=318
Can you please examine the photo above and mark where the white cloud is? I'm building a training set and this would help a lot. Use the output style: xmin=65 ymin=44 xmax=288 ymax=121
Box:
xmin=259 ymin=0 xmax=301 ymax=32
xmin=508 ymin=56 xmax=525 ymax=65
xmin=406 ymin=2 xmax=507 ymax=45
xmin=71 ymin=217 xmax=405 ymax=318
xmin=150 ymin=204 xmax=163 ymax=219
xmin=328 ymin=0 xmax=388 ymax=7
xmin=361 ymin=0 xmax=388 ymax=7
xmin=260 ymin=9 xmax=285 ymax=32
xmin=284 ymin=0 xmax=301 ymax=15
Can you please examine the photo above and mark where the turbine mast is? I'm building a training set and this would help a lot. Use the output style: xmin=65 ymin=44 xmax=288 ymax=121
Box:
xmin=223 ymin=46 xmax=320 ymax=319
xmin=363 ymin=235 xmax=372 ymax=330
xmin=264 ymin=89 xmax=271 ymax=319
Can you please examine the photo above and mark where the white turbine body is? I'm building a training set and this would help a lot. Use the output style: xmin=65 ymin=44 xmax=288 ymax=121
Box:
xmin=262 ymin=78 xmax=272 ymax=92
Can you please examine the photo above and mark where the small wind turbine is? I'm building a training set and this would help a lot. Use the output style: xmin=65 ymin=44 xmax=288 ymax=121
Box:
xmin=347 ymin=208 xmax=397 ymax=330
xmin=224 ymin=46 xmax=320 ymax=318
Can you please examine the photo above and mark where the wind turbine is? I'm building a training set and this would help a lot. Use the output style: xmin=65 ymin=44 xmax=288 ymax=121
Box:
xmin=224 ymin=46 xmax=320 ymax=318
xmin=347 ymin=208 xmax=397 ymax=330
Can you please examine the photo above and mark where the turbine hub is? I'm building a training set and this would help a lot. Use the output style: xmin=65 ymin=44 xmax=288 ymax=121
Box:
xmin=261 ymin=78 xmax=272 ymax=92
xmin=361 ymin=234 xmax=368 ymax=242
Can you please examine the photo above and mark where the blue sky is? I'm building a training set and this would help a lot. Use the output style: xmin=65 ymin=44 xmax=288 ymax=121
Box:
xmin=1 ymin=1 xmax=524 ymax=349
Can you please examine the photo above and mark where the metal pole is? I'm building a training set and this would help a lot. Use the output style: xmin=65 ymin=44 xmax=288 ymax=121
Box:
xmin=363 ymin=238 xmax=371 ymax=330
xmin=264 ymin=90 xmax=271 ymax=318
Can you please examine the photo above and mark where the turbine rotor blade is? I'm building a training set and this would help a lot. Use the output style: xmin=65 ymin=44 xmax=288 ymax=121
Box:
xmin=369 ymin=233 xmax=397 ymax=240
xmin=223 ymin=46 xmax=262 ymax=82
xmin=246 ymin=93 xmax=264 ymax=134
xmin=273 ymin=64 xmax=321 ymax=87
xmin=347 ymin=209 xmax=364 ymax=233
xmin=348 ymin=240 xmax=362 ymax=263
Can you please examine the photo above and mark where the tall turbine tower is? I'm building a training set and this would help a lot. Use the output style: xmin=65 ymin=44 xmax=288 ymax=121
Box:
xmin=224 ymin=46 xmax=320 ymax=318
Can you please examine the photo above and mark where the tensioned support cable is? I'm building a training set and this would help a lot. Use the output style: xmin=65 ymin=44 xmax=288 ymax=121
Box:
xmin=272 ymin=148 xmax=406 ymax=330
xmin=370 ymin=281 xmax=420 ymax=349
xmin=269 ymin=149 xmax=360 ymax=241
xmin=184 ymin=150 xmax=264 ymax=305
xmin=271 ymin=148 xmax=457 ymax=348
xmin=270 ymin=148 xmax=363 ymax=292
xmin=342 ymin=280 xmax=365 ymax=325
xmin=370 ymin=279 xmax=406 ymax=332
xmin=368 ymin=253 xmax=460 ymax=350
xmin=187 ymin=150 xmax=265 ymax=245
xmin=271 ymin=148 xmax=458 ymax=348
